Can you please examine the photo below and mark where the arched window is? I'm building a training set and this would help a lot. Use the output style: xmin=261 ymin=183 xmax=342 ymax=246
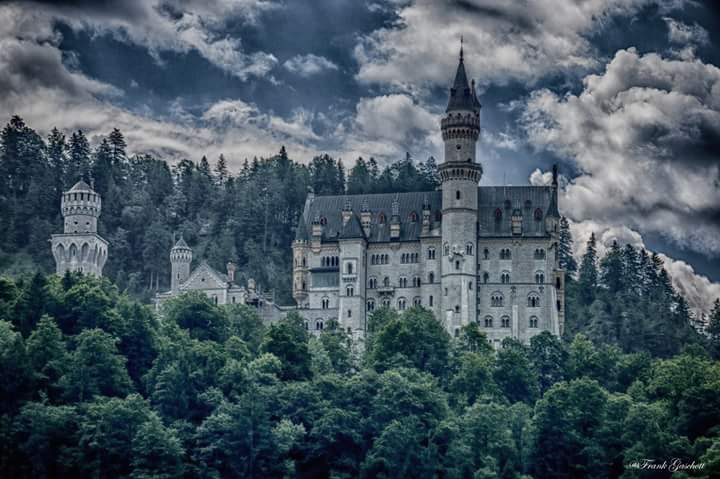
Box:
xmin=378 ymin=213 xmax=386 ymax=224
xmin=346 ymin=285 xmax=354 ymax=296
xmin=484 ymin=316 xmax=493 ymax=327
xmin=409 ymin=211 xmax=418 ymax=222
xmin=494 ymin=208 xmax=503 ymax=221
xmin=501 ymin=272 xmax=510 ymax=284
xmin=367 ymin=299 xmax=375 ymax=312
xmin=413 ymin=296 xmax=421 ymax=307
xmin=529 ymin=316 xmax=539 ymax=328
xmin=534 ymin=208 xmax=543 ymax=221
xmin=429 ymin=295 xmax=434 ymax=306
xmin=382 ymin=298 xmax=391 ymax=308
xmin=399 ymin=277 xmax=407 ymax=288
xmin=428 ymin=272 xmax=435 ymax=283
xmin=491 ymin=293 xmax=504 ymax=307
xmin=468 ymin=281 xmax=473 ymax=290
xmin=456 ymin=190 xmax=461 ymax=200
xmin=528 ymin=293 xmax=540 ymax=308
xmin=322 ymin=297 xmax=329 ymax=309
xmin=556 ymin=277 xmax=562 ymax=289
xmin=383 ymin=277 xmax=390 ymax=287
xmin=535 ymin=271 xmax=545 ymax=284
xmin=501 ymin=316 xmax=510 ymax=328
xmin=316 ymin=320 xmax=324 ymax=331
xmin=483 ymin=272 xmax=489 ymax=283
xmin=401 ymin=253 xmax=406 ymax=263
xmin=368 ymin=277 xmax=377 ymax=289
xmin=466 ymin=243 xmax=474 ymax=255
xmin=443 ymin=243 xmax=450 ymax=256
xmin=483 ymin=248 xmax=489 ymax=259
xmin=320 ymin=216 xmax=327 ymax=225
xmin=500 ymin=248 xmax=512 ymax=260
xmin=398 ymin=297 xmax=407 ymax=310
xmin=413 ymin=276 xmax=421 ymax=287
xmin=455 ymin=260 xmax=460 ymax=270
xmin=534 ymin=249 xmax=546 ymax=260
xmin=455 ymin=305 xmax=460 ymax=313
xmin=427 ymin=247 xmax=436 ymax=260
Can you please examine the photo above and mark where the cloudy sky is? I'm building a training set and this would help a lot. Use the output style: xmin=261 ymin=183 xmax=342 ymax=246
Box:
xmin=2 ymin=0 xmax=719 ymax=312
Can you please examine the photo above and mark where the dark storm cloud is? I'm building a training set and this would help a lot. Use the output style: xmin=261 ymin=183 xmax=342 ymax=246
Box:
xmin=21 ymin=0 xmax=150 ymax=21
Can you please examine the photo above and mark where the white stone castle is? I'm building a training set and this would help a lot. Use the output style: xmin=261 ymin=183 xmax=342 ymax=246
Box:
xmin=291 ymin=47 xmax=565 ymax=346
xmin=50 ymin=180 xmax=108 ymax=276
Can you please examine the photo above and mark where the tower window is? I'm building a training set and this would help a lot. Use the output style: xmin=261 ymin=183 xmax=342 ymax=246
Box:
xmin=429 ymin=295 xmax=434 ymax=306
xmin=456 ymin=190 xmax=461 ymax=200
xmin=455 ymin=305 xmax=460 ymax=313
xmin=530 ymin=316 xmax=539 ymax=328
xmin=501 ymin=316 xmax=510 ymax=328
xmin=455 ymin=260 xmax=460 ymax=270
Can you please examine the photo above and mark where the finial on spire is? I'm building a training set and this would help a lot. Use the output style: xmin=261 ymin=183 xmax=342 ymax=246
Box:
xmin=552 ymin=164 xmax=558 ymax=187
xmin=460 ymin=35 xmax=464 ymax=61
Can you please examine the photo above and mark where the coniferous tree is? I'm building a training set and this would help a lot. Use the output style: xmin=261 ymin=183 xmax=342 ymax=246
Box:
xmin=578 ymin=232 xmax=598 ymax=305
xmin=67 ymin=130 xmax=92 ymax=185
xmin=708 ymin=299 xmax=720 ymax=358
xmin=558 ymin=216 xmax=577 ymax=275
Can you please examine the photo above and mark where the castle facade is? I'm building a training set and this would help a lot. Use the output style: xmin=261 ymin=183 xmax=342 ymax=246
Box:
xmin=292 ymin=48 xmax=565 ymax=346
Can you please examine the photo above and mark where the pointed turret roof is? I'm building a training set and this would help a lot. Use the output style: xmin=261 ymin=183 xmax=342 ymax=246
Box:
xmin=173 ymin=235 xmax=190 ymax=250
xmin=446 ymin=41 xmax=480 ymax=112
xmin=69 ymin=180 xmax=92 ymax=192
xmin=547 ymin=188 xmax=560 ymax=218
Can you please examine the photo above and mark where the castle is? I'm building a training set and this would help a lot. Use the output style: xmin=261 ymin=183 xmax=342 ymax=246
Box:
xmin=50 ymin=180 xmax=109 ymax=277
xmin=51 ymin=46 xmax=565 ymax=347
xmin=291 ymin=47 xmax=564 ymax=346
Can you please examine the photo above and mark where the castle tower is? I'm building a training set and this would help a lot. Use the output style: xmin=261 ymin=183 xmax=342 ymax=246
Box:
xmin=439 ymin=42 xmax=483 ymax=333
xmin=170 ymin=236 xmax=192 ymax=292
xmin=50 ymin=180 xmax=108 ymax=276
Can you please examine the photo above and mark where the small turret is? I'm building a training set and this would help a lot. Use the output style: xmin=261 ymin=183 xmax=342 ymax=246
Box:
xmin=422 ymin=195 xmax=431 ymax=235
xmin=546 ymin=165 xmax=560 ymax=234
xmin=170 ymin=235 xmax=192 ymax=292
xmin=226 ymin=261 xmax=236 ymax=283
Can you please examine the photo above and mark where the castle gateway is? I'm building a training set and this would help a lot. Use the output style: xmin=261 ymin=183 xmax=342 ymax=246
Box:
xmin=292 ymin=47 xmax=564 ymax=347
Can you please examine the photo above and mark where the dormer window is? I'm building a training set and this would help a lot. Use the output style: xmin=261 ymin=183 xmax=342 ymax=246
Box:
xmin=378 ymin=213 xmax=386 ymax=224
xmin=534 ymin=208 xmax=543 ymax=221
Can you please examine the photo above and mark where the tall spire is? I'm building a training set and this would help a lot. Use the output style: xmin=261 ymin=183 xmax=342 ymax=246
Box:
xmin=446 ymin=37 xmax=479 ymax=113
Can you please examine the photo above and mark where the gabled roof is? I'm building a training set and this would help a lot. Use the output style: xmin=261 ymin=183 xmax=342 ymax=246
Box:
xmin=339 ymin=213 xmax=366 ymax=240
xmin=173 ymin=236 xmax=190 ymax=249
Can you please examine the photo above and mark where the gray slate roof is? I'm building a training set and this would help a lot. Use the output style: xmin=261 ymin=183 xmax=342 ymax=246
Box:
xmin=295 ymin=186 xmax=557 ymax=243
xmin=69 ymin=180 xmax=93 ymax=192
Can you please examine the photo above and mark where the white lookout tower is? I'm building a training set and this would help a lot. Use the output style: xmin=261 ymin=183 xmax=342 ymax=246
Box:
xmin=50 ymin=180 xmax=109 ymax=276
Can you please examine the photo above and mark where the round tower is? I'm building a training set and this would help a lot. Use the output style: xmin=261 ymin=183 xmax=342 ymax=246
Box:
xmin=62 ymin=180 xmax=101 ymax=234
xmin=51 ymin=180 xmax=108 ymax=276
xmin=440 ymin=42 xmax=483 ymax=333
xmin=170 ymin=236 xmax=192 ymax=292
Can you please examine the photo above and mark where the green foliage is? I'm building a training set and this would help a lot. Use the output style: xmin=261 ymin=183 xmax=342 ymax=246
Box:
xmin=367 ymin=307 xmax=450 ymax=377
xmin=163 ymin=292 xmax=229 ymax=342
xmin=261 ymin=312 xmax=312 ymax=381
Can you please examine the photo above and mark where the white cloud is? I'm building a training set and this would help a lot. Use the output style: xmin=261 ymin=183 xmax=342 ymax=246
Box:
xmin=353 ymin=0 xmax=685 ymax=90
xmin=283 ymin=54 xmax=338 ymax=77
xmin=663 ymin=16 xmax=709 ymax=46
xmin=523 ymin=48 xmax=720 ymax=257
xmin=16 ymin=0 xmax=279 ymax=80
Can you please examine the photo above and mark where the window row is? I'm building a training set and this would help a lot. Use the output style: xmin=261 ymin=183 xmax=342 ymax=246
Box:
xmin=367 ymin=296 xmax=425 ymax=312
xmin=443 ymin=243 xmax=475 ymax=256
xmin=481 ymin=315 xmax=539 ymax=328
xmin=368 ymin=276 xmax=422 ymax=289
xmin=370 ymin=253 xmax=389 ymax=265
xmin=481 ymin=271 xmax=546 ymax=284
xmin=401 ymin=252 xmax=419 ymax=263
xmin=321 ymin=256 xmax=338 ymax=268
xmin=488 ymin=292 xmax=542 ymax=308
xmin=480 ymin=248 xmax=546 ymax=260
xmin=493 ymin=208 xmax=544 ymax=221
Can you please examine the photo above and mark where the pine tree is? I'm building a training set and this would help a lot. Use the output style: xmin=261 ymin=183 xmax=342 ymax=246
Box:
xmin=600 ymin=240 xmax=623 ymax=293
xmin=214 ymin=154 xmax=229 ymax=186
xmin=578 ymin=232 xmax=598 ymax=305
xmin=67 ymin=130 xmax=91 ymax=186
xmin=558 ymin=216 xmax=577 ymax=275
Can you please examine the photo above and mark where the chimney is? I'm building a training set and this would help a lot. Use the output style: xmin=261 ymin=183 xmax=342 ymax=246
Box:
xmin=226 ymin=261 xmax=236 ymax=283
xmin=422 ymin=195 xmax=431 ymax=235
xmin=360 ymin=198 xmax=372 ymax=237
xmin=390 ymin=194 xmax=401 ymax=241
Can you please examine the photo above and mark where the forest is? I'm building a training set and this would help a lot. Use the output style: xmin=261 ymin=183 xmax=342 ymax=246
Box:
xmin=2 ymin=116 xmax=720 ymax=477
